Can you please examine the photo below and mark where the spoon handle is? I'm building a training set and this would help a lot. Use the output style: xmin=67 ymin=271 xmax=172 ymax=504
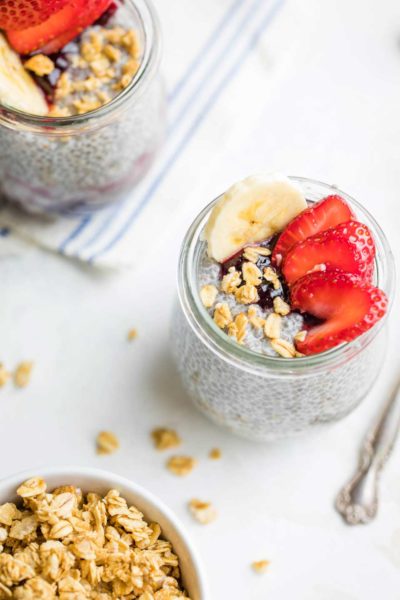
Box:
xmin=336 ymin=382 xmax=400 ymax=525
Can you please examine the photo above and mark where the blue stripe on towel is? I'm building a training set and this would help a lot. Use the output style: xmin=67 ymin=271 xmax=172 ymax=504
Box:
xmin=89 ymin=0 xmax=284 ymax=263
xmin=58 ymin=0 xmax=246 ymax=254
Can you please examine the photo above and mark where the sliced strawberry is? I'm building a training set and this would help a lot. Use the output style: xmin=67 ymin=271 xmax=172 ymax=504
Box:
xmin=283 ymin=220 xmax=376 ymax=285
xmin=0 ymin=0 xmax=68 ymax=31
xmin=7 ymin=0 xmax=112 ymax=55
xmin=272 ymin=195 xmax=354 ymax=266
xmin=291 ymin=270 xmax=387 ymax=355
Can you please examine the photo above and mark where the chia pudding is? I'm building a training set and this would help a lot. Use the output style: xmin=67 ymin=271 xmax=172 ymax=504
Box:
xmin=172 ymin=175 xmax=395 ymax=441
xmin=0 ymin=0 xmax=165 ymax=214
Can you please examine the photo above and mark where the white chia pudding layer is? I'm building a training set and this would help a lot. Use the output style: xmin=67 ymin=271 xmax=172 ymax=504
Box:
xmin=0 ymin=5 xmax=165 ymax=214
xmin=172 ymin=299 xmax=386 ymax=441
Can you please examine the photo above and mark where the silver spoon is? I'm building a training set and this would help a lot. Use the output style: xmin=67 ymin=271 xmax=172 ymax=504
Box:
xmin=336 ymin=380 xmax=400 ymax=525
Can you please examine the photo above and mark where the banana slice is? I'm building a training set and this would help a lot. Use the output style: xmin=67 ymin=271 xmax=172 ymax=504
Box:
xmin=0 ymin=34 xmax=48 ymax=116
xmin=204 ymin=173 xmax=307 ymax=262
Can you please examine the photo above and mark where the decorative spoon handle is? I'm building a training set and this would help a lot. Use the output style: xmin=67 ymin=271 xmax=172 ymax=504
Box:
xmin=336 ymin=381 xmax=400 ymax=525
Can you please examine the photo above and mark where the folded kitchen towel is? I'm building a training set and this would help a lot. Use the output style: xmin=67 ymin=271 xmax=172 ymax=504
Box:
xmin=0 ymin=0 xmax=290 ymax=268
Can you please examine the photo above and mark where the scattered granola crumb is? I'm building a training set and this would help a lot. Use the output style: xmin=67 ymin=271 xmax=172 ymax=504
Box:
xmin=214 ymin=303 xmax=233 ymax=329
xmin=0 ymin=364 xmax=10 ymax=388
xmin=209 ymin=448 xmax=222 ymax=460
xmin=96 ymin=431 xmax=120 ymax=455
xmin=14 ymin=362 xmax=33 ymax=389
xmin=188 ymin=499 xmax=217 ymax=524
xmin=24 ymin=54 xmax=55 ymax=76
xmin=273 ymin=296 xmax=291 ymax=316
xmin=166 ymin=456 xmax=197 ymax=476
xmin=127 ymin=328 xmax=138 ymax=341
xmin=151 ymin=427 xmax=181 ymax=451
xmin=0 ymin=480 xmax=190 ymax=598
xmin=252 ymin=560 xmax=270 ymax=574
xmin=271 ymin=338 xmax=296 ymax=358
xmin=200 ymin=284 xmax=218 ymax=308
xmin=264 ymin=312 xmax=282 ymax=340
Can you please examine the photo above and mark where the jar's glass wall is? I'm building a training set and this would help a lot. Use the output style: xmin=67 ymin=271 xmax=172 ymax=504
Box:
xmin=172 ymin=301 xmax=387 ymax=441
xmin=172 ymin=178 xmax=395 ymax=441
xmin=0 ymin=0 xmax=165 ymax=215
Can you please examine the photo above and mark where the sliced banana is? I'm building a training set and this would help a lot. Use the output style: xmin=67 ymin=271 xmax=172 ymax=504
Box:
xmin=0 ymin=34 xmax=48 ymax=116
xmin=204 ymin=173 xmax=307 ymax=262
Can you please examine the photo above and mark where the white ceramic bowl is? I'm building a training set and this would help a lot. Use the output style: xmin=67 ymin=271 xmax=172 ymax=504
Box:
xmin=0 ymin=466 xmax=208 ymax=600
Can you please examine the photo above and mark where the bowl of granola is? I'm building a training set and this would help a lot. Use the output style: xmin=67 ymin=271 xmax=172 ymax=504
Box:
xmin=0 ymin=467 xmax=207 ymax=599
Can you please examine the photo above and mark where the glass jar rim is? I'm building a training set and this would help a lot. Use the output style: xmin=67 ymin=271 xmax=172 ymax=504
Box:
xmin=0 ymin=0 xmax=161 ymax=132
xmin=178 ymin=176 xmax=396 ymax=376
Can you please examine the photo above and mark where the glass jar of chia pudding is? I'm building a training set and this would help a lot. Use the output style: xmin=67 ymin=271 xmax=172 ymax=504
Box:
xmin=0 ymin=0 xmax=165 ymax=214
xmin=172 ymin=177 xmax=395 ymax=442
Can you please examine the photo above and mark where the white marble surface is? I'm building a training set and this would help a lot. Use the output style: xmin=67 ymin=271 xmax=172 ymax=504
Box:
xmin=1 ymin=0 xmax=400 ymax=598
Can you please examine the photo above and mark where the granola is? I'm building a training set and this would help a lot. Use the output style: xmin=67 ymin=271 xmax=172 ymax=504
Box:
xmin=264 ymin=312 xmax=282 ymax=340
xmin=0 ymin=480 xmax=190 ymax=598
xmin=209 ymin=448 xmax=222 ymax=460
xmin=0 ymin=365 xmax=10 ymax=388
xmin=14 ymin=362 xmax=33 ymax=389
xmin=96 ymin=431 xmax=120 ymax=455
xmin=251 ymin=560 xmax=270 ymax=574
xmin=270 ymin=338 xmax=296 ymax=358
xmin=199 ymin=285 xmax=218 ymax=308
xmin=213 ymin=303 xmax=233 ymax=329
xmin=48 ymin=25 xmax=142 ymax=117
xmin=221 ymin=268 xmax=241 ymax=294
xmin=166 ymin=456 xmax=197 ymax=477
xmin=188 ymin=500 xmax=217 ymax=525
xmin=151 ymin=428 xmax=181 ymax=451
xmin=127 ymin=328 xmax=138 ymax=341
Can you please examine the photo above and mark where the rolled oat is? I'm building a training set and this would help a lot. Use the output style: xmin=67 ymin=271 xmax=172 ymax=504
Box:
xmin=0 ymin=480 xmax=190 ymax=598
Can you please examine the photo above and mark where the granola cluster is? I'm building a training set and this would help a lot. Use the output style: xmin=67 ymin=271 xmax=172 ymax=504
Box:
xmin=25 ymin=26 xmax=141 ymax=117
xmin=200 ymin=245 xmax=306 ymax=358
xmin=0 ymin=362 xmax=33 ymax=390
xmin=0 ymin=479 xmax=190 ymax=599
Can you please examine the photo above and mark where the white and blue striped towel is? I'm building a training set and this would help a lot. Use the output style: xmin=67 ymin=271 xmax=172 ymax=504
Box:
xmin=0 ymin=0 xmax=290 ymax=268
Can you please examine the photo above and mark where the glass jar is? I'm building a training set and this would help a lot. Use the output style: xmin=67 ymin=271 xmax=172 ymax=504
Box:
xmin=0 ymin=0 xmax=165 ymax=214
xmin=172 ymin=178 xmax=396 ymax=441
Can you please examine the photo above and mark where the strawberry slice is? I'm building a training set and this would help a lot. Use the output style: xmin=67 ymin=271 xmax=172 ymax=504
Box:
xmin=283 ymin=220 xmax=376 ymax=285
xmin=272 ymin=195 xmax=354 ymax=266
xmin=291 ymin=270 xmax=387 ymax=355
xmin=0 ymin=0 xmax=68 ymax=31
xmin=7 ymin=0 xmax=113 ymax=55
